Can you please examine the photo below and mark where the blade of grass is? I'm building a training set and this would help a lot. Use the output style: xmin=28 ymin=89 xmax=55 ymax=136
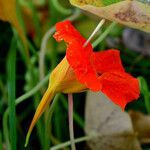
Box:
xmin=7 ymin=36 xmax=17 ymax=150
xmin=0 ymin=130 xmax=3 ymax=150
xmin=53 ymin=101 xmax=64 ymax=140
xmin=0 ymin=79 xmax=8 ymax=104
xmin=138 ymin=76 xmax=150 ymax=113
xmin=3 ymin=109 xmax=10 ymax=150
xmin=33 ymin=95 xmax=45 ymax=150
xmin=45 ymin=94 xmax=60 ymax=149
xmin=51 ymin=0 xmax=72 ymax=15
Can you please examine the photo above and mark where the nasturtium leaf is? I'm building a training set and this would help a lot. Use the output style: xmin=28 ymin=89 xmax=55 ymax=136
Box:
xmin=70 ymin=0 xmax=150 ymax=32
xmin=0 ymin=0 xmax=27 ymax=48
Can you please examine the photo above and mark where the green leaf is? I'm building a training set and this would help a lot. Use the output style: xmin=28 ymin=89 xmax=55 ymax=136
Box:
xmin=138 ymin=77 xmax=150 ymax=114
xmin=138 ymin=76 xmax=148 ymax=93
xmin=70 ymin=0 xmax=150 ymax=32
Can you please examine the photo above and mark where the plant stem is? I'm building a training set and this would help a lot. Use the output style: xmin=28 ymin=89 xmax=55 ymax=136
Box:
xmin=39 ymin=9 xmax=81 ymax=80
xmin=16 ymin=73 xmax=50 ymax=105
xmin=3 ymin=109 xmax=10 ymax=150
xmin=60 ymin=94 xmax=84 ymax=129
xmin=68 ymin=94 xmax=76 ymax=150
xmin=50 ymin=135 xmax=91 ymax=150
xmin=51 ymin=0 xmax=72 ymax=15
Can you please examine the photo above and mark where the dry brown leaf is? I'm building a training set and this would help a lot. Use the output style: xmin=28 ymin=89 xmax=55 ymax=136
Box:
xmin=85 ymin=91 xmax=141 ymax=150
xmin=0 ymin=0 xmax=27 ymax=50
xmin=129 ymin=110 xmax=150 ymax=144
xmin=70 ymin=0 xmax=150 ymax=32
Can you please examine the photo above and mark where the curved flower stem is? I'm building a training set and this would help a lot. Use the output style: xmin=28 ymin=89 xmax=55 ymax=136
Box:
xmin=68 ymin=94 xmax=76 ymax=150
xmin=39 ymin=9 xmax=81 ymax=80
xmin=60 ymin=94 xmax=84 ymax=128
xmin=51 ymin=0 xmax=72 ymax=15
xmin=50 ymin=135 xmax=91 ymax=150
xmin=16 ymin=73 xmax=50 ymax=105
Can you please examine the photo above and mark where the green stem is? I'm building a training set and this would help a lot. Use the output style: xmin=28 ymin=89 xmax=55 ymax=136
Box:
xmin=53 ymin=101 xmax=63 ymax=140
xmin=33 ymin=95 xmax=45 ymax=150
xmin=0 ymin=79 xmax=7 ymax=103
xmin=27 ymin=39 xmax=38 ymax=55
xmin=60 ymin=95 xmax=84 ymax=129
xmin=39 ymin=27 xmax=55 ymax=80
xmin=0 ymin=131 xmax=3 ymax=150
xmin=3 ymin=109 xmax=10 ymax=150
xmin=7 ymin=37 xmax=17 ymax=150
xmin=51 ymin=135 xmax=91 ymax=150
xmin=16 ymin=73 xmax=49 ymax=105
xmin=68 ymin=94 xmax=76 ymax=150
xmin=51 ymin=0 xmax=72 ymax=15
xmin=39 ymin=9 xmax=81 ymax=79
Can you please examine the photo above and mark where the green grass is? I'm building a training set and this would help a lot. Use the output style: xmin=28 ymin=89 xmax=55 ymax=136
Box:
xmin=7 ymin=36 xmax=17 ymax=150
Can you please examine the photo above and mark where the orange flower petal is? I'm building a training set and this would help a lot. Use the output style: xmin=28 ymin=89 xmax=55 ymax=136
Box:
xmin=53 ymin=20 xmax=140 ymax=107
xmin=99 ymin=71 xmax=140 ymax=109
xmin=67 ymin=41 xmax=102 ymax=91
xmin=54 ymin=20 xmax=102 ymax=91
xmin=92 ymin=50 xmax=125 ymax=74
xmin=53 ymin=20 xmax=85 ymax=44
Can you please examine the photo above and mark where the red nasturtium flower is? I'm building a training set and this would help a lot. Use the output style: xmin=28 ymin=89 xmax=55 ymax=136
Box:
xmin=25 ymin=20 xmax=140 ymax=144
